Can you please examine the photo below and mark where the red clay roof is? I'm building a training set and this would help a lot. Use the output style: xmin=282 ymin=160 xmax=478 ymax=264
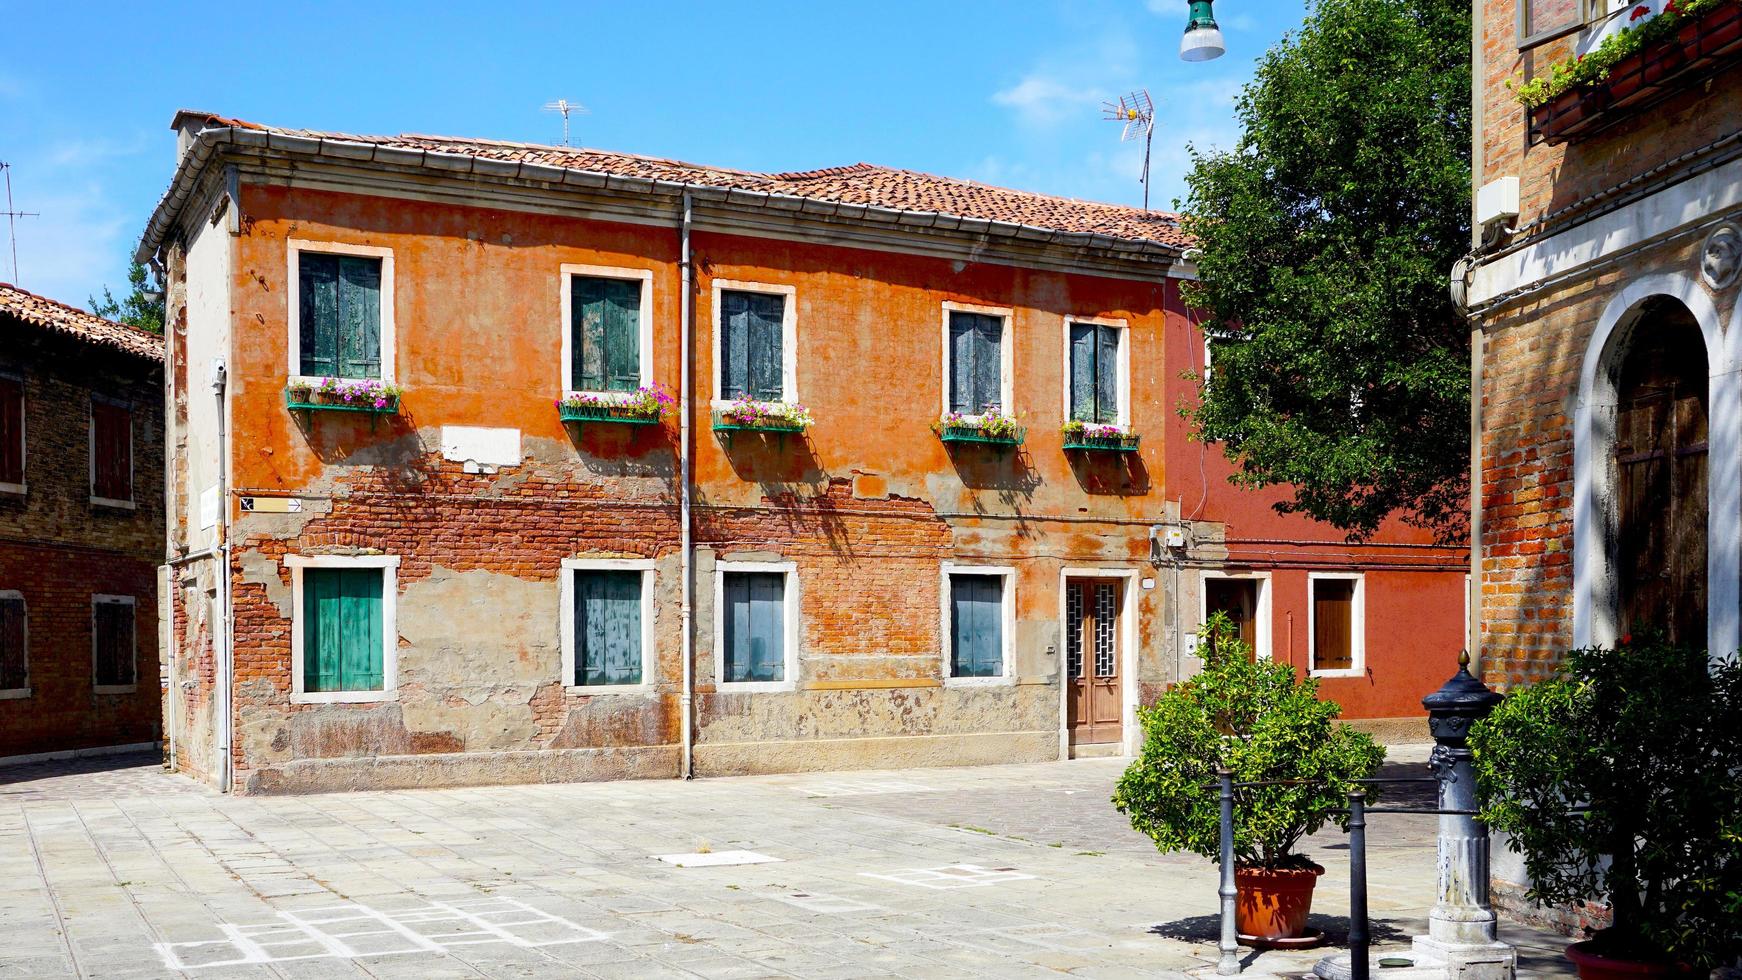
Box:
xmin=0 ymin=282 xmax=165 ymax=362
xmin=181 ymin=113 xmax=1188 ymax=248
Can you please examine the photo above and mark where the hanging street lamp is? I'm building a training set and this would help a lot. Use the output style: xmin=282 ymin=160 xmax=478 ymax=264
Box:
xmin=1180 ymin=0 xmax=1226 ymax=62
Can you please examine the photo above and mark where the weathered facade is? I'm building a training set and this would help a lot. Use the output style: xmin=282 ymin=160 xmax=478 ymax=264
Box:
xmin=144 ymin=111 xmax=1465 ymax=794
xmin=0 ymin=283 xmax=165 ymax=762
xmin=1467 ymin=0 xmax=1742 ymax=925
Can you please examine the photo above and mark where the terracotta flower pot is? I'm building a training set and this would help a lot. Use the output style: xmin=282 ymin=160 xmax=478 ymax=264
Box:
xmin=1564 ymin=941 xmax=1689 ymax=980
xmin=1234 ymin=864 xmax=1324 ymax=941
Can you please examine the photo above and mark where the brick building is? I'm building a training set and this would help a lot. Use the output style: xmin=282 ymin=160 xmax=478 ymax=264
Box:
xmin=139 ymin=111 xmax=1466 ymax=794
xmin=0 ymin=283 xmax=165 ymax=762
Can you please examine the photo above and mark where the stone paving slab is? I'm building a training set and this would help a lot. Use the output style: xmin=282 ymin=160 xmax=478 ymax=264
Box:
xmin=0 ymin=750 xmax=1576 ymax=979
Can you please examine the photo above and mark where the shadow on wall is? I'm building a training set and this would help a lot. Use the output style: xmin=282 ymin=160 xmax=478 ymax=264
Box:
xmin=562 ymin=419 xmax=679 ymax=478
xmin=1068 ymin=450 xmax=1152 ymax=496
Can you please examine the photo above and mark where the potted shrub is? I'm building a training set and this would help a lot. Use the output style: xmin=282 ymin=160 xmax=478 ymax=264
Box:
xmin=1113 ymin=614 xmax=1384 ymax=944
xmin=932 ymin=409 xmax=1025 ymax=447
xmin=1470 ymin=638 xmax=1742 ymax=979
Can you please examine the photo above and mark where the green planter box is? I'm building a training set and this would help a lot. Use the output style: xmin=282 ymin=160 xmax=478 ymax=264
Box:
xmin=937 ymin=425 xmax=1025 ymax=448
xmin=1063 ymin=432 xmax=1141 ymax=452
xmin=712 ymin=410 xmax=808 ymax=436
xmin=285 ymin=388 xmax=400 ymax=415
xmin=559 ymin=403 xmax=662 ymax=426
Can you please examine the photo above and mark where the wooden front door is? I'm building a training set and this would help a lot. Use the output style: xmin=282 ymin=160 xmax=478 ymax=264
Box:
xmin=1066 ymin=579 xmax=1123 ymax=746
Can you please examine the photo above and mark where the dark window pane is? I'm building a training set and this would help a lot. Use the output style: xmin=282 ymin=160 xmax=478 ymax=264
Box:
xmin=93 ymin=599 xmax=135 ymax=687
xmin=91 ymin=401 xmax=131 ymax=501
xmin=720 ymin=290 xmax=785 ymax=401
xmin=0 ymin=376 xmax=22 ymax=485
xmin=950 ymin=575 xmax=1003 ymax=678
xmin=0 ymin=596 xmax=25 ymax=690
xmin=572 ymin=277 xmax=642 ymax=392
xmin=722 ymin=571 xmax=785 ymax=683
xmin=949 ymin=312 xmax=1003 ymax=414
xmin=575 ymin=570 xmax=643 ymax=685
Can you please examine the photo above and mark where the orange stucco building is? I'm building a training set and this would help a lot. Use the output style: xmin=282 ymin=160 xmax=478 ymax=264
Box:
xmin=141 ymin=111 xmax=1465 ymax=793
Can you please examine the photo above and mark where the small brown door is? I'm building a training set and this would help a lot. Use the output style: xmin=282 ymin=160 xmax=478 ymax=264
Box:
xmin=1066 ymin=579 xmax=1123 ymax=746
xmin=1204 ymin=578 xmax=1259 ymax=659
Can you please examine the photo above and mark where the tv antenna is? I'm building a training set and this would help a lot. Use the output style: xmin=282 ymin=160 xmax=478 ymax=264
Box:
xmin=0 ymin=162 xmax=38 ymax=283
xmin=1102 ymin=90 xmax=1156 ymax=210
xmin=541 ymin=99 xmax=589 ymax=147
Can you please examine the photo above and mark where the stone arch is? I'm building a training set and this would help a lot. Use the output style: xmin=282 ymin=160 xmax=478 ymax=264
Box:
xmin=1574 ymin=273 xmax=1738 ymax=658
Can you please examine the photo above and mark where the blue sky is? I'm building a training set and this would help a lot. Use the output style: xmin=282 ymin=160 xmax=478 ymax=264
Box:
xmin=0 ymin=0 xmax=1305 ymax=309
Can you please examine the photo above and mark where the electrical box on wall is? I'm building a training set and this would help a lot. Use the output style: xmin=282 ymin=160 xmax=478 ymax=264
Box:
xmin=1163 ymin=526 xmax=1187 ymax=549
xmin=1476 ymin=176 xmax=1520 ymax=230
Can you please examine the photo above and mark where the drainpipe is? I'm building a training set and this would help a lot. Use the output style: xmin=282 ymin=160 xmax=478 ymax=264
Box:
xmin=678 ymin=192 xmax=695 ymax=780
xmin=209 ymin=356 xmax=232 ymax=793
xmin=158 ymin=254 xmax=177 ymax=772
xmin=1467 ymin=0 xmax=1486 ymax=677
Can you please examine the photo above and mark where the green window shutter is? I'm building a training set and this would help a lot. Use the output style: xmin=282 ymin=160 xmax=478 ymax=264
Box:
xmin=0 ymin=597 xmax=23 ymax=690
xmin=721 ymin=291 xmax=750 ymax=399
xmin=303 ymin=568 xmax=383 ymax=693
xmin=723 ymin=572 xmax=784 ymax=683
xmin=1096 ymin=325 xmax=1120 ymax=424
xmin=1069 ymin=323 xmax=1096 ymax=421
xmin=575 ymin=570 xmax=643 ymax=685
xmin=603 ymin=280 xmax=641 ymax=392
xmin=949 ymin=312 xmax=1003 ymax=414
xmin=572 ymin=276 xmax=608 ymax=391
xmin=571 ymin=277 xmax=641 ymax=393
xmin=336 ymin=257 xmax=382 ymax=380
xmin=950 ymin=575 xmax=1003 ymax=678
xmin=299 ymin=253 xmax=340 ymax=377
xmin=720 ymin=291 xmax=784 ymax=401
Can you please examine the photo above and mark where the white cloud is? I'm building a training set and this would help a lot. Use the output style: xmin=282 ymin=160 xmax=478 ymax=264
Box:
xmin=3 ymin=135 xmax=151 ymax=305
xmin=992 ymin=74 xmax=1109 ymax=128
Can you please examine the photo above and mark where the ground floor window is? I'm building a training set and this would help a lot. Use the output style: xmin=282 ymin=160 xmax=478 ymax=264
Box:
xmin=1309 ymin=574 xmax=1363 ymax=675
xmin=0 ymin=590 xmax=26 ymax=694
xmin=92 ymin=594 xmax=136 ymax=691
xmin=944 ymin=567 xmax=1012 ymax=682
xmin=289 ymin=556 xmax=398 ymax=703
xmin=562 ymin=560 xmax=652 ymax=690
xmin=717 ymin=564 xmax=795 ymax=689
xmin=1203 ymin=576 xmax=1263 ymax=660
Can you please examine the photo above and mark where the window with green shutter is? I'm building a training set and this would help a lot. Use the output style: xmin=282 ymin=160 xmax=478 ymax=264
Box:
xmin=571 ymin=277 xmax=642 ymax=392
xmin=949 ymin=574 xmax=1004 ymax=678
xmin=721 ymin=571 xmax=785 ymax=683
xmin=573 ymin=570 xmax=643 ymax=686
xmin=949 ymin=311 xmax=1004 ymax=415
xmin=1069 ymin=322 xmax=1121 ymax=424
xmin=299 ymin=253 xmax=383 ymax=379
xmin=302 ymin=568 xmax=385 ymax=693
xmin=719 ymin=290 xmax=786 ymax=401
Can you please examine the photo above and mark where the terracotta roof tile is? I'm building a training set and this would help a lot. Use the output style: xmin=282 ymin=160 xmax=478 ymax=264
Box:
xmin=0 ymin=282 xmax=165 ymax=362
xmin=183 ymin=113 xmax=1187 ymax=248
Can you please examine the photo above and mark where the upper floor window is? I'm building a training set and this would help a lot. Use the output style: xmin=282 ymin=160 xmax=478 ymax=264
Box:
xmin=943 ymin=304 xmax=1012 ymax=417
xmin=1067 ymin=320 xmax=1127 ymax=426
xmin=563 ymin=266 xmax=653 ymax=395
xmin=1520 ymin=0 xmax=1585 ymax=47
xmin=0 ymin=373 xmax=22 ymax=492
xmin=288 ymin=241 xmax=395 ymax=383
xmin=89 ymin=397 xmax=132 ymax=507
xmin=92 ymin=594 xmax=136 ymax=693
xmin=717 ymin=284 xmax=795 ymax=403
xmin=0 ymin=591 xmax=26 ymax=696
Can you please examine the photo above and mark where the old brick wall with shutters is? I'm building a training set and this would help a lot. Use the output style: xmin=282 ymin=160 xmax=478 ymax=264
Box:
xmin=0 ymin=323 xmax=165 ymax=758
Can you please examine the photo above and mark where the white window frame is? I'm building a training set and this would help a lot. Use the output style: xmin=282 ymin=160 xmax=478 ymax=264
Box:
xmin=940 ymin=563 xmax=1016 ymax=687
xmin=0 ymin=370 xmax=23 ymax=496
xmin=711 ymin=280 xmax=798 ymax=409
xmin=1199 ymin=570 xmax=1274 ymax=662
xmin=560 ymin=557 xmax=656 ymax=695
xmin=1307 ymin=572 xmax=1366 ymax=678
xmin=286 ymin=239 xmax=397 ymax=386
xmin=559 ymin=264 xmax=656 ymax=400
xmin=90 ymin=593 xmax=137 ymax=695
xmin=0 ymin=589 xmax=28 ymax=699
xmin=88 ymin=394 xmax=135 ymax=510
xmin=1059 ymin=315 xmax=1132 ymax=429
xmin=940 ymin=302 xmax=1016 ymax=421
xmin=285 ymin=554 xmax=400 ymax=704
xmin=713 ymin=559 xmax=799 ymax=693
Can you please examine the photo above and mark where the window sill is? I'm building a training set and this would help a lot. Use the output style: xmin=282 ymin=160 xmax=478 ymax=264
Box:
xmin=0 ymin=481 xmax=24 ymax=497
xmin=714 ymin=679 xmax=796 ymax=694
xmin=1309 ymin=668 xmax=1364 ymax=679
xmin=564 ymin=683 xmax=655 ymax=696
xmin=91 ymin=496 xmax=137 ymax=511
xmin=943 ymin=675 xmax=1014 ymax=689
xmin=292 ymin=689 xmax=398 ymax=705
xmin=0 ymin=687 xmax=31 ymax=700
xmin=93 ymin=684 xmax=138 ymax=695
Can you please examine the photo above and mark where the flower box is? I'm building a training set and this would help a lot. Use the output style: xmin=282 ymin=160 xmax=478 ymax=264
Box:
xmin=558 ymin=403 xmax=662 ymax=425
xmin=1062 ymin=423 xmax=1141 ymax=452
xmin=933 ymin=410 xmax=1025 ymax=448
xmin=557 ymin=385 xmax=673 ymax=427
xmin=285 ymin=379 xmax=400 ymax=415
xmin=712 ymin=398 xmax=813 ymax=437
xmin=937 ymin=425 xmax=1025 ymax=447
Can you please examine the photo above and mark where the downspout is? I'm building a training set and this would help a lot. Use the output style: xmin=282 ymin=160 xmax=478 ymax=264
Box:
xmin=156 ymin=253 xmax=176 ymax=772
xmin=209 ymin=355 xmax=232 ymax=793
xmin=1467 ymin=0 xmax=1487 ymax=677
xmin=678 ymin=192 xmax=695 ymax=780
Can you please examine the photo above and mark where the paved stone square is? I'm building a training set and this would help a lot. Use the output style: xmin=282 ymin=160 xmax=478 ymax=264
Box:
xmin=0 ymin=749 xmax=1576 ymax=979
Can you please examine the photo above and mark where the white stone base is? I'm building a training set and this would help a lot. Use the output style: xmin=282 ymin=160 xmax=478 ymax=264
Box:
xmin=1311 ymin=937 xmax=1516 ymax=980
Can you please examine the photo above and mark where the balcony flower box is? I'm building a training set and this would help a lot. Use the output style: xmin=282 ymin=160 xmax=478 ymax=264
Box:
xmin=712 ymin=397 xmax=813 ymax=437
xmin=933 ymin=410 xmax=1025 ymax=448
xmin=557 ymin=384 xmax=672 ymax=427
xmin=1062 ymin=420 xmax=1141 ymax=452
xmin=285 ymin=378 xmax=401 ymax=415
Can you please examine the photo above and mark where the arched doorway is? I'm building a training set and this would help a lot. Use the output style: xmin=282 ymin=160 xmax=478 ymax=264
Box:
xmin=1612 ymin=299 xmax=1708 ymax=646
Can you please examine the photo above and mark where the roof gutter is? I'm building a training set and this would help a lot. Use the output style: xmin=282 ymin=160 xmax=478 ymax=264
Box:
xmin=136 ymin=127 xmax=1186 ymax=267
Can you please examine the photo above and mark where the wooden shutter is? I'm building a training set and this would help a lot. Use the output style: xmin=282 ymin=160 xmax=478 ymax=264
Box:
xmin=336 ymin=257 xmax=383 ymax=380
xmin=91 ymin=400 xmax=131 ymax=502
xmin=571 ymin=277 xmax=642 ymax=393
xmin=1068 ymin=323 xmax=1121 ymax=423
xmin=303 ymin=568 xmax=384 ymax=693
xmin=950 ymin=575 xmax=1003 ymax=678
xmin=0 ymin=596 xmax=24 ymax=690
xmin=1096 ymin=325 xmax=1120 ymax=424
xmin=949 ymin=312 xmax=1002 ymax=414
xmin=93 ymin=600 xmax=134 ymax=687
xmin=299 ymin=253 xmax=340 ymax=377
xmin=720 ymin=291 xmax=786 ymax=401
xmin=1204 ymin=578 xmax=1258 ymax=660
xmin=0 ymin=376 xmax=21 ymax=485
xmin=723 ymin=572 xmax=784 ymax=683
xmin=1312 ymin=579 xmax=1355 ymax=671
xmin=1069 ymin=323 xmax=1096 ymax=421
xmin=575 ymin=570 xmax=642 ymax=685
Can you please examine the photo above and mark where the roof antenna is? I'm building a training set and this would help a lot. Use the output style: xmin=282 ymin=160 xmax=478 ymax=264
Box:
xmin=0 ymin=162 xmax=39 ymax=283
xmin=541 ymin=99 xmax=589 ymax=147
xmin=1102 ymin=90 xmax=1156 ymax=211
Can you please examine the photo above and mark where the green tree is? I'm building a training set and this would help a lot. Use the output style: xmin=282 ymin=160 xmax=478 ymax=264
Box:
xmin=1180 ymin=0 xmax=1472 ymax=542
xmin=89 ymin=261 xmax=164 ymax=334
